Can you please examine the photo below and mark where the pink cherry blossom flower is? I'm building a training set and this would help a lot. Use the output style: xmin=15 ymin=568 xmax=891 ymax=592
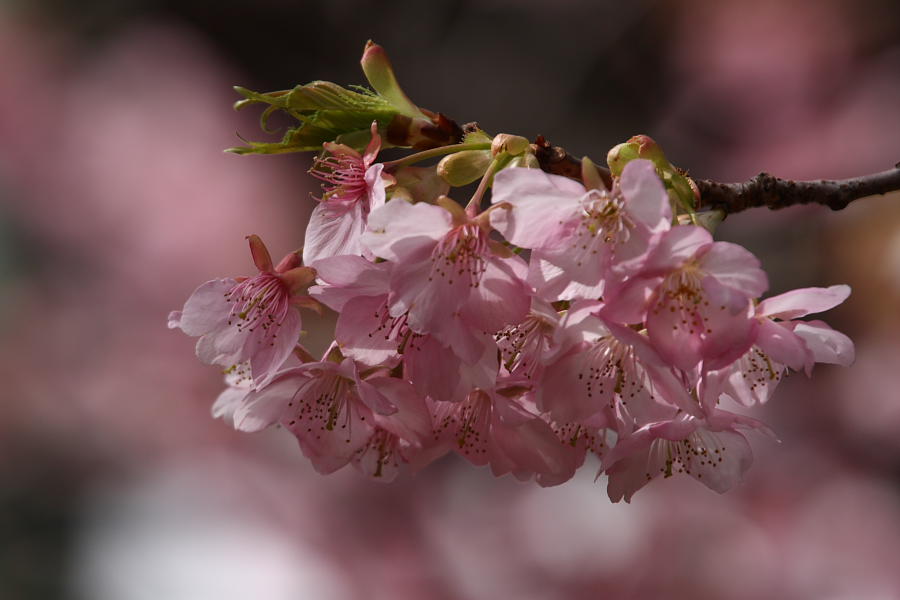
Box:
xmin=704 ymin=285 xmax=855 ymax=407
xmin=304 ymin=122 xmax=392 ymax=265
xmin=350 ymin=377 xmax=434 ymax=481
xmin=361 ymin=197 xmax=532 ymax=350
xmin=489 ymin=159 xmax=671 ymax=289
xmin=235 ymin=352 xmax=430 ymax=475
xmin=428 ymin=385 xmax=575 ymax=484
xmin=311 ymin=256 xmax=500 ymax=398
xmin=539 ymin=412 xmax=612 ymax=487
xmin=602 ymin=410 xmax=773 ymax=502
xmin=168 ymin=235 xmax=318 ymax=383
xmin=539 ymin=301 xmax=699 ymax=425
xmin=604 ymin=225 xmax=768 ymax=372
xmin=496 ymin=297 xmax=560 ymax=381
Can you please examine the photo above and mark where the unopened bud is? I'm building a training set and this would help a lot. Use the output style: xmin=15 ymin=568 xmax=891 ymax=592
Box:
xmin=393 ymin=165 xmax=450 ymax=202
xmin=491 ymin=134 xmax=530 ymax=157
xmin=437 ymin=150 xmax=492 ymax=186
xmin=505 ymin=152 xmax=540 ymax=169
xmin=581 ymin=157 xmax=607 ymax=191
xmin=607 ymin=134 xmax=698 ymax=214
xmin=360 ymin=40 xmax=424 ymax=119
xmin=607 ymin=134 xmax=668 ymax=176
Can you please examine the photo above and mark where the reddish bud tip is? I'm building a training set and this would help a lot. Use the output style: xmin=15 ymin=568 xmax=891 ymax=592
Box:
xmin=246 ymin=234 xmax=274 ymax=272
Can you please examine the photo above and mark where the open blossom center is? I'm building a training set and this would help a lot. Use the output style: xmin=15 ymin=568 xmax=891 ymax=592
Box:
xmin=497 ymin=313 xmax=554 ymax=377
xmin=287 ymin=372 xmax=357 ymax=437
xmin=647 ymin=429 xmax=727 ymax=480
xmin=654 ymin=264 xmax=715 ymax=335
xmin=579 ymin=336 xmax=639 ymax=407
xmin=572 ymin=191 xmax=634 ymax=266
xmin=353 ymin=428 xmax=401 ymax=478
xmin=310 ymin=153 xmax=369 ymax=207
xmin=225 ymin=273 xmax=290 ymax=337
xmin=432 ymin=392 xmax=491 ymax=457
xmin=428 ymin=223 xmax=488 ymax=288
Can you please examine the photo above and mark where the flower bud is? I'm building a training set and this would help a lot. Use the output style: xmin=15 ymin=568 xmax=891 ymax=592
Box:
xmin=491 ymin=134 xmax=530 ymax=157
xmin=437 ymin=149 xmax=493 ymax=186
xmin=607 ymin=134 xmax=698 ymax=214
xmin=581 ymin=156 xmax=607 ymax=191
xmin=392 ymin=165 xmax=450 ymax=202
xmin=505 ymin=152 xmax=540 ymax=169
xmin=360 ymin=40 xmax=425 ymax=119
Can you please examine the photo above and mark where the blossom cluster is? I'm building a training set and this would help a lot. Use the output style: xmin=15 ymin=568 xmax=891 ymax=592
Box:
xmin=169 ymin=121 xmax=854 ymax=501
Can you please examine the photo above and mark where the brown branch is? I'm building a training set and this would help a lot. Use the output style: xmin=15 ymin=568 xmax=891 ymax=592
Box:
xmin=695 ymin=168 xmax=900 ymax=213
xmin=532 ymin=135 xmax=613 ymax=189
xmin=527 ymin=136 xmax=900 ymax=215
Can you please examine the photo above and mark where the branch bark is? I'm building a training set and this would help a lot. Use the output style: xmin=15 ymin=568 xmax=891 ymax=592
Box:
xmin=528 ymin=136 xmax=900 ymax=215
xmin=695 ymin=168 xmax=900 ymax=213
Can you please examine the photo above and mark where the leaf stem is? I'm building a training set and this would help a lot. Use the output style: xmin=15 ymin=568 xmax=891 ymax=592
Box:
xmin=382 ymin=143 xmax=492 ymax=170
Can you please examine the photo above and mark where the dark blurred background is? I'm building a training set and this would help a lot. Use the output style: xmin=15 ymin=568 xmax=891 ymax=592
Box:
xmin=2 ymin=1 xmax=900 ymax=598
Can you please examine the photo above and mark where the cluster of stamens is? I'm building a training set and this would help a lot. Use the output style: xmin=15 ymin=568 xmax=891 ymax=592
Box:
xmin=309 ymin=152 xmax=368 ymax=205
xmin=225 ymin=273 xmax=290 ymax=342
xmin=571 ymin=190 xmax=633 ymax=267
xmin=286 ymin=373 xmax=356 ymax=443
xmin=646 ymin=429 xmax=726 ymax=480
xmin=654 ymin=266 xmax=715 ymax=336
xmin=429 ymin=223 xmax=488 ymax=288
xmin=496 ymin=313 xmax=554 ymax=377
xmin=432 ymin=392 xmax=491 ymax=456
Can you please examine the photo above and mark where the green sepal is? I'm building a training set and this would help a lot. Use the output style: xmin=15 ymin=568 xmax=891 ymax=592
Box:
xmin=228 ymin=82 xmax=398 ymax=155
xmin=607 ymin=135 xmax=699 ymax=219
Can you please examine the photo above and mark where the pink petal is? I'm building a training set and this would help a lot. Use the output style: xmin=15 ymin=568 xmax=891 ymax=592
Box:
xmin=460 ymin=255 xmax=531 ymax=334
xmin=302 ymin=200 xmax=368 ymax=266
xmin=354 ymin=373 xmax=398 ymax=416
xmin=362 ymin=198 xmax=450 ymax=261
xmin=755 ymin=319 xmax=809 ymax=371
xmin=233 ymin=370 xmax=303 ymax=432
xmin=367 ymin=377 xmax=432 ymax=443
xmin=526 ymin=253 xmax=605 ymax=302
xmin=603 ymin=319 xmax=702 ymax=417
xmin=335 ymin=295 xmax=400 ymax=366
xmin=489 ymin=168 xmax=585 ymax=251
xmin=700 ymin=241 xmax=768 ymax=298
xmin=309 ymin=255 xmax=390 ymax=312
xmin=619 ymin=159 xmax=671 ymax=233
xmin=600 ymin=275 xmax=660 ymax=324
xmin=756 ymin=285 xmax=851 ymax=320
xmin=792 ymin=320 xmax=855 ymax=367
xmin=246 ymin=307 xmax=302 ymax=382
xmin=362 ymin=121 xmax=382 ymax=165
xmin=696 ymin=287 xmax=758 ymax=370
xmin=540 ymin=345 xmax=616 ymax=422
xmin=173 ymin=278 xmax=235 ymax=336
xmin=643 ymin=226 xmax=711 ymax=274
xmin=364 ymin=162 xmax=388 ymax=213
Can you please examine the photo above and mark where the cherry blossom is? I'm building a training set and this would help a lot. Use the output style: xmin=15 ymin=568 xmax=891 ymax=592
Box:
xmin=704 ymin=285 xmax=855 ymax=407
xmin=235 ymin=351 xmax=430 ymax=475
xmin=490 ymin=158 xmax=671 ymax=290
xmin=361 ymin=196 xmax=531 ymax=353
xmin=428 ymin=385 xmax=575 ymax=484
xmin=168 ymin=235 xmax=318 ymax=383
xmin=604 ymin=225 xmax=768 ymax=372
xmin=304 ymin=122 xmax=393 ymax=265
xmin=602 ymin=410 xmax=772 ymax=502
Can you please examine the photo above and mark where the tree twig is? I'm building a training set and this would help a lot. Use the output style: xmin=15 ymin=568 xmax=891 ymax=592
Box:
xmin=695 ymin=168 xmax=900 ymax=213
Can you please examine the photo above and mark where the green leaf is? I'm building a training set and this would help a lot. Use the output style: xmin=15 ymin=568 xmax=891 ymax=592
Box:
xmin=230 ymin=81 xmax=399 ymax=155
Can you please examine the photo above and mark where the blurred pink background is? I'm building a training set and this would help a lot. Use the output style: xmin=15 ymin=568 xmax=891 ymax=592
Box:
xmin=2 ymin=1 xmax=900 ymax=598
